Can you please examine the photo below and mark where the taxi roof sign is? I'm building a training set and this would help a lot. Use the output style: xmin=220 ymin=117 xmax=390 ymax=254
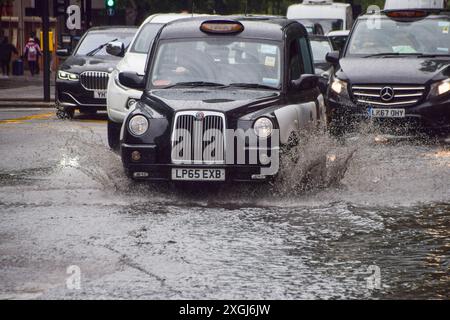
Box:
xmin=385 ymin=10 xmax=429 ymax=18
xmin=200 ymin=20 xmax=244 ymax=34
xmin=384 ymin=0 xmax=445 ymax=10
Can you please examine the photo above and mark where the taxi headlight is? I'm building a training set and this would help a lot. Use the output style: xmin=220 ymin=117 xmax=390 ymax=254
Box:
xmin=254 ymin=117 xmax=273 ymax=138
xmin=330 ymin=78 xmax=348 ymax=95
xmin=129 ymin=115 xmax=149 ymax=136
xmin=430 ymin=79 xmax=450 ymax=97
xmin=58 ymin=70 xmax=79 ymax=81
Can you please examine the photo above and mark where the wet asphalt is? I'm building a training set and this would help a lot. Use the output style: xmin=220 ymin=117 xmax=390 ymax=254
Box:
xmin=0 ymin=108 xmax=448 ymax=299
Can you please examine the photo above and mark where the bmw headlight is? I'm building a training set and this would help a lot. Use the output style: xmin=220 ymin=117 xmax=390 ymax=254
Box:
xmin=330 ymin=77 xmax=348 ymax=95
xmin=58 ymin=70 xmax=79 ymax=81
xmin=254 ymin=117 xmax=273 ymax=138
xmin=128 ymin=115 xmax=149 ymax=136
xmin=429 ymin=79 xmax=450 ymax=97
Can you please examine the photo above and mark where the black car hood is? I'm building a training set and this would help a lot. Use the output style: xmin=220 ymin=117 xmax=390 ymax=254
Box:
xmin=338 ymin=57 xmax=450 ymax=84
xmin=60 ymin=55 xmax=121 ymax=73
xmin=145 ymin=88 xmax=281 ymax=116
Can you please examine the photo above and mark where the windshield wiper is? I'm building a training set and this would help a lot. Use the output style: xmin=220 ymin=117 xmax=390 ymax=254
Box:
xmin=226 ymin=83 xmax=278 ymax=90
xmin=86 ymin=38 xmax=118 ymax=56
xmin=163 ymin=81 xmax=226 ymax=88
xmin=416 ymin=53 xmax=450 ymax=58
xmin=363 ymin=52 xmax=420 ymax=58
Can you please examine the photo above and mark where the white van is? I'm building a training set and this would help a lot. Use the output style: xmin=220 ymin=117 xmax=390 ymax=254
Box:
xmin=384 ymin=0 xmax=446 ymax=10
xmin=287 ymin=0 xmax=353 ymax=33
xmin=106 ymin=13 xmax=206 ymax=149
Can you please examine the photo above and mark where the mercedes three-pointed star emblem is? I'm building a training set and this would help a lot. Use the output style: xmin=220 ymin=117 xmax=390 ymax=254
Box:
xmin=380 ymin=86 xmax=395 ymax=102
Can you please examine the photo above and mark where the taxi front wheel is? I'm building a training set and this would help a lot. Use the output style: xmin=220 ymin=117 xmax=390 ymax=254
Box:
xmin=108 ymin=119 xmax=121 ymax=151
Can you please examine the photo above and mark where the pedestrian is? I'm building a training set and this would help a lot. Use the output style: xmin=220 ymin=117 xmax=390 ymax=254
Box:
xmin=31 ymin=32 xmax=41 ymax=75
xmin=23 ymin=37 xmax=41 ymax=77
xmin=0 ymin=37 xmax=18 ymax=77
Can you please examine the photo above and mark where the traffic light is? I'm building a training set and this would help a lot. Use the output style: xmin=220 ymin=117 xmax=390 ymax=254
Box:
xmin=105 ymin=0 xmax=116 ymax=16
xmin=105 ymin=0 xmax=116 ymax=9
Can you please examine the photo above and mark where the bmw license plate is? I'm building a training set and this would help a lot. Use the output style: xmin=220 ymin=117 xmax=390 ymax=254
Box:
xmin=94 ymin=90 xmax=107 ymax=99
xmin=172 ymin=168 xmax=225 ymax=181
xmin=369 ymin=108 xmax=405 ymax=118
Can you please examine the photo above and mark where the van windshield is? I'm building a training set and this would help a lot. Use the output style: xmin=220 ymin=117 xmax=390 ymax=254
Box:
xmin=298 ymin=19 xmax=344 ymax=34
xmin=347 ymin=16 xmax=450 ymax=56
xmin=149 ymin=38 xmax=282 ymax=89
xmin=130 ymin=23 xmax=163 ymax=54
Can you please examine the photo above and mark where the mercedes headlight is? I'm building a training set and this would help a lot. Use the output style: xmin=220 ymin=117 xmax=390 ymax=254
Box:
xmin=430 ymin=79 xmax=450 ymax=97
xmin=58 ymin=70 xmax=79 ymax=81
xmin=128 ymin=115 xmax=149 ymax=136
xmin=330 ymin=77 xmax=348 ymax=95
xmin=254 ymin=117 xmax=273 ymax=138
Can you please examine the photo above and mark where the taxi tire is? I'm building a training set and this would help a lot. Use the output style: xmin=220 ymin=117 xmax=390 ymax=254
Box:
xmin=124 ymin=168 xmax=135 ymax=180
xmin=108 ymin=119 xmax=121 ymax=151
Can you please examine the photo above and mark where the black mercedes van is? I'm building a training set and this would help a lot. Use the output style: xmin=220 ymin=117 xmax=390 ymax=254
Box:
xmin=326 ymin=9 xmax=450 ymax=134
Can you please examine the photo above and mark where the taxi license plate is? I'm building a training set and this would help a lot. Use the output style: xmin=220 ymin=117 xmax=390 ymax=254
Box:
xmin=369 ymin=108 xmax=405 ymax=118
xmin=172 ymin=168 xmax=225 ymax=181
xmin=94 ymin=90 xmax=107 ymax=99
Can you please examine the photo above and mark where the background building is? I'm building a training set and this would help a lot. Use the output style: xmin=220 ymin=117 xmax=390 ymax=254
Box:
xmin=0 ymin=0 xmax=127 ymax=53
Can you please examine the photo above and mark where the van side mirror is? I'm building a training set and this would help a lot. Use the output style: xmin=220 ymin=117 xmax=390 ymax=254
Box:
xmin=118 ymin=72 xmax=145 ymax=90
xmin=56 ymin=48 xmax=71 ymax=57
xmin=290 ymin=74 xmax=319 ymax=91
xmin=106 ymin=41 xmax=125 ymax=57
xmin=326 ymin=51 xmax=340 ymax=65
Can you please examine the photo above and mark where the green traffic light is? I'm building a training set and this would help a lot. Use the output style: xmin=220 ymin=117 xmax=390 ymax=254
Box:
xmin=106 ymin=0 xmax=115 ymax=7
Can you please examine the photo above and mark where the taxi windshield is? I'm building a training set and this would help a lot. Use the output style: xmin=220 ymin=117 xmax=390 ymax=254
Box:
xmin=149 ymin=38 xmax=282 ymax=89
xmin=347 ymin=16 xmax=450 ymax=56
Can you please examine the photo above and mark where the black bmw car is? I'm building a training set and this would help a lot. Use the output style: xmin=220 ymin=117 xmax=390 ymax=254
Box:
xmin=326 ymin=9 xmax=450 ymax=135
xmin=117 ymin=17 xmax=327 ymax=182
xmin=56 ymin=26 xmax=137 ymax=118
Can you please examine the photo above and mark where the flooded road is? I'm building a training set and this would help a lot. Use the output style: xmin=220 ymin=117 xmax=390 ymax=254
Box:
xmin=0 ymin=109 xmax=449 ymax=299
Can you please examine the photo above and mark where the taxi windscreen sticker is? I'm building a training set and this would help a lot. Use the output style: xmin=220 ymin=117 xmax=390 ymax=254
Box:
xmin=392 ymin=45 xmax=417 ymax=54
xmin=260 ymin=44 xmax=278 ymax=55
xmin=438 ymin=21 xmax=450 ymax=34
xmin=264 ymin=56 xmax=276 ymax=67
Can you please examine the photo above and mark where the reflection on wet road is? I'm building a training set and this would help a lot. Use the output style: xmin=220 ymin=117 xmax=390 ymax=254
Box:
xmin=0 ymin=109 xmax=448 ymax=299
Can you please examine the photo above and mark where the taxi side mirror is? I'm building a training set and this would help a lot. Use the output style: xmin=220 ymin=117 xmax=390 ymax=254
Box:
xmin=290 ymin=74 xmax=319 ymax=91
xmin=119 ymin=72 xmax=145 ymax=90
xmin=106 ymin=41 xmax=125 ymax=57
xmin=326 ymin=51 xmax=340 ymax=65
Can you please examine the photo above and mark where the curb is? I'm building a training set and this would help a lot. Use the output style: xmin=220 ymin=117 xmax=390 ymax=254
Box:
xmin=0 ymin=101 xmax=55 ymax=108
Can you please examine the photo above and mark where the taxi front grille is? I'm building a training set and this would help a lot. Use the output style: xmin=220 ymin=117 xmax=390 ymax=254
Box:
xmin=352 ymin=84 xmax=425 ymax=107
xmin=80 ymin=71 xmax=109 ymax=91
xmin=171 ymin=111 xmax=225 ymax=165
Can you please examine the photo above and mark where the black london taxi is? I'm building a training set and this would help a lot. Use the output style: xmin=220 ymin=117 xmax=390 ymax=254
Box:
xmin=117 ymin=17 xmax=326 ymax=182
xmin=326 ymin=8 xmax=450 ymax=135
xmin=55 ymin=26 xmax=137 ymax=118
